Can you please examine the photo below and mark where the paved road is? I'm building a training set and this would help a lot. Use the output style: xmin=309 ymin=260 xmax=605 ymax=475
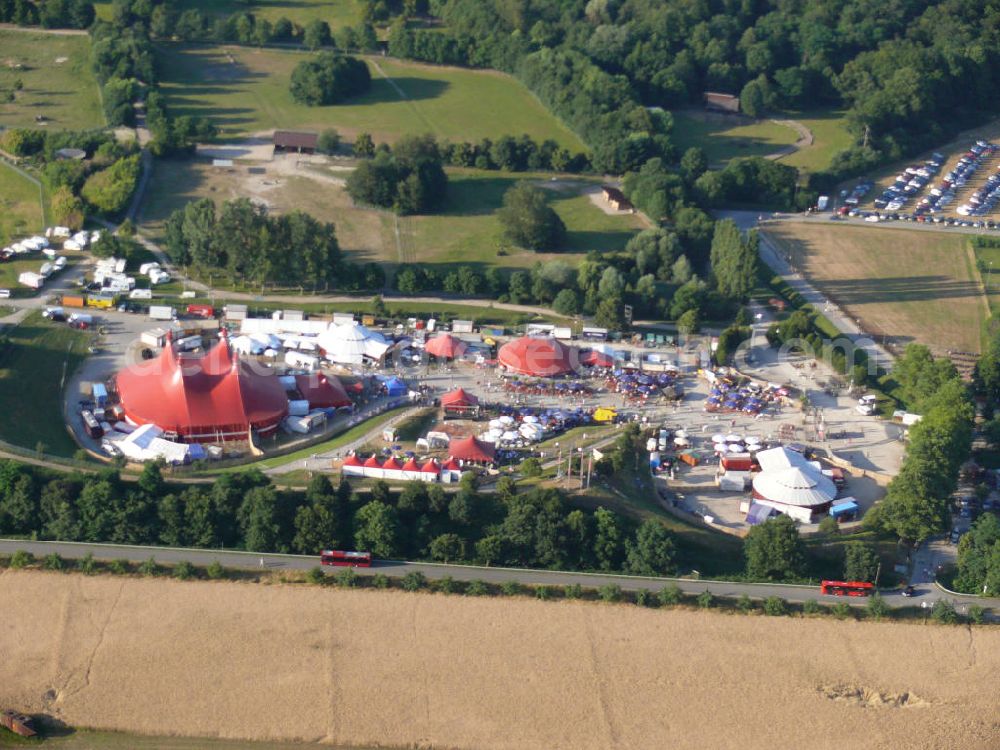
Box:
xmin=3 ymin=539 xmax=995 ymax=613
xmin=718 ymin=210 xmax=895 ymax=372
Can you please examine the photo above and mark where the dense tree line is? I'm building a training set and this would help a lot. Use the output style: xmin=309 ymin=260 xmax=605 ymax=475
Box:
xmin=440 ymin=134 xmax=588 ymax=174
xmin=0 ymin=0 xmax=94 ymax=28
xmin=696 ymin=157 xmax=801 ymax=211
xmin=163 ymin=198 xmax=387 ymax=290
xmin=0 ymin=461 xmax=679 ymax=577
xmin=290 ymin=53 xmax=371 ymax=106
xmin=953 ymin=512 xmax=1000 ymax=596
xmin=346 ymin=134 xmax=447 ymax=214
xmin=867 ymin=367 xmax=973 ymax=543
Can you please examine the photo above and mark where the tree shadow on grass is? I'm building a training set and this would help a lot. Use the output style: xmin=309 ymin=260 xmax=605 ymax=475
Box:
xmin=564 ymin=228 xmax=634 ymax=254
xmin=816 ymin=276 xmax=982 ymax=305
xmin=359 ymin=76 xmax=449 ymax=104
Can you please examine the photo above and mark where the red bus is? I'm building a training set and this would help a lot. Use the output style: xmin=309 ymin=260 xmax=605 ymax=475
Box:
xmin=320 ymin=550 xmax=372 ymax=568
xmin=820 ymin=580 xmax=874 ymax=597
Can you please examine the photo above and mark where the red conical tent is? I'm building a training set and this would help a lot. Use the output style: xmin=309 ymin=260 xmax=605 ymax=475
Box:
xmin=342 ymin=453 xmax=363 ymax=467
xmin=425 ymin=333 xmax=468 ymax=359
xmin=497 ymin=336 xmax=576 ymax=377
xmin=382 ymin=456 xmax=403 ymax=471
xmin=581 ymin=349 xmax=614 ymax=368
xmin=441 ymin=458 xmax=462 ymax=471
xmin=441 ymin=388 xmax=479 ymax=408
xmin=420 ymin=458 xmax=441 ymax=474
xmin=116 ymin=336 xmax=288 ymax=442
xmin=363 ymin=455 xmax=382 ymax=468
xmin=401 ymin=457 xmax=421 ymax=472
xmin=449 ymin=435 xmax=496 ymax=463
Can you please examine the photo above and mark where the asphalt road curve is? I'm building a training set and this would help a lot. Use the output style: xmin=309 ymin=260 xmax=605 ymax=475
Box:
xmin=2 ymin=539 xmax=994 ymax=613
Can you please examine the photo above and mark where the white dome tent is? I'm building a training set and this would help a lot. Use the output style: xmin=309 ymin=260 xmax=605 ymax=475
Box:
xmin=750 ymin=446 xmax=837 ymax=524
xmin=317 ymin=322 xmax=390 ymax=365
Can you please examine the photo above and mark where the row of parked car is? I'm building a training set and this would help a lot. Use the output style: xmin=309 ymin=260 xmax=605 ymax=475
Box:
xmin=837 ymin=207 xmax=1000 ymax=229
xmin=873 ymin=153 xmax=945 ymax=212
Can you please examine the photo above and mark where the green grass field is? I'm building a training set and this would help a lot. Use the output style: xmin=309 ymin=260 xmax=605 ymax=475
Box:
xmin=779 ymin=109 xmax=854 ymax=173
xmin=670 ymin=111 xmax=798 ymax=165
xmin=0 ymin=311 xmax=89 ymax=456
xmin=0 ymin=162 xmax=43 ymax=249
xmin=0 ymin=30 xmax=104 ymax=130
xmin=398 ymin=171 xmax=646 ymax=269
xmin=155 ymin=43 xmax=585 ymax=148
xmin=94 ymin=0 xmax=363 ymax=28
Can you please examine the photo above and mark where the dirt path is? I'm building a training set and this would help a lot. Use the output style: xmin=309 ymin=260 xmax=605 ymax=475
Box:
xmin=768 ymin=118 xmax=814 ymax=161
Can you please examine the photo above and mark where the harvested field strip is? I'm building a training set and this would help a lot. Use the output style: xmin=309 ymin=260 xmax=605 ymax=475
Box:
xmin=2 ymin=570 xmax=998 ymax=750
xmin=762 ymin=223 xmax=984 ymax=354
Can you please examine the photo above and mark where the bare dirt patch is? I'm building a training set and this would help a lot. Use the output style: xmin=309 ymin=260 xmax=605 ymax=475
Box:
xmin=1 ymin=570 xmax=998 ymax=750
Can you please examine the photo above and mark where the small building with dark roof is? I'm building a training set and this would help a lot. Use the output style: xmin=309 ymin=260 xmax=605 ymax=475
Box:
xmin=273 ymin=130 xmax=319 ymax=154
xmin=601 ymin=185 xmax=634 ymax=212
xmin=703 ymin=91 xmax=740 ymax=113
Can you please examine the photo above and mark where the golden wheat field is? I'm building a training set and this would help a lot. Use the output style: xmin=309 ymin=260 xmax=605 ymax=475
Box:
xmin=1 ymin=570 xmax=998 ymax=750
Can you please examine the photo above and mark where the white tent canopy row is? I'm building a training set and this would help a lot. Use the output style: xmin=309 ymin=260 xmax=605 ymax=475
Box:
xmin=110 ymin=423 xmax=193 ymax=464
xmin=236 ymin=320 xmax=392 ymax=364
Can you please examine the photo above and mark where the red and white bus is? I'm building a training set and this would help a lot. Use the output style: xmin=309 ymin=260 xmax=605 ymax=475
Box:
xmin=820 ymin=580 xmax=874 ymax=597
xmin=320 ymin=550 xmax=372 ymax=568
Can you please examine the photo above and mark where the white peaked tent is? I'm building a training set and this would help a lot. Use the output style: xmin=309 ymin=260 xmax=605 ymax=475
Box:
xmin=317 ymin=322 xmax=390 ymax=365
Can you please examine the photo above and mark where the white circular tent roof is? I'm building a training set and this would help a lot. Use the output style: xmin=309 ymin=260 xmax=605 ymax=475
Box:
xmin=317 ymin=322 xmax=389 ymax=364
xmin=752 ymin=466 xmax=836 ymax=508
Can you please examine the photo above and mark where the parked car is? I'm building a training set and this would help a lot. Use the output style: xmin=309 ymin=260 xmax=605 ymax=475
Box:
xmin=901 ymin=585 xmax=916 ymax=597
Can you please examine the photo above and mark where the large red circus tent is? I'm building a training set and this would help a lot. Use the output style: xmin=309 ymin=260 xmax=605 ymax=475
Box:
xmin=497 ymin=336 xmax=576 ymax=377
xmin=448 ymin=435 xmax=496 ymax=463
xmin=116 ymin=332 xmax=288 ymax=442
xmin=425 ymin=333 xmax=468 ymax=359
xmin=440 ymin=387 xmax=478 ymax=411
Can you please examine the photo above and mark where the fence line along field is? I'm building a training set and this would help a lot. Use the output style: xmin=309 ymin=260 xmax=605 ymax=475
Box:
xmin=1 ymin=570 xmax=998 ymax=750
xmin=155 ymin=44 xmax=586 ymax=149
xmin=0 ymin=30 xmax=105 ymax=130
xmin=762 ymin=223 xmax=986 ymax=355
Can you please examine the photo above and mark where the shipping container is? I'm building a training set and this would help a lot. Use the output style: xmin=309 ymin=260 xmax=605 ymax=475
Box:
xmin=224 ymin=303 xmax=248 ymax=321
xmin=62 ymin=294 xmax=86 ymax=308
xmin=149 ymin=305 xmax=176 ymax=321
xmin=81 ymin=410 xmax=103 ymax=439
xmin=18 ymin=271 xmax=44 ymax=289
xmin=87 ymin=292 xmax=118 ymax=309
xmin=452 ymin=319 xmax=474 ymax=334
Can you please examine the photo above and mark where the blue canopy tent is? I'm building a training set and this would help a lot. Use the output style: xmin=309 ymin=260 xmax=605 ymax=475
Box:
xmin=384 ymin=377 xmax=408 ymax=397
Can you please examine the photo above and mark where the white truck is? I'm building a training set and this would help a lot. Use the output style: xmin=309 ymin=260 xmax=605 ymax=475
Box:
xmin=149 ymin=305 xmax=176 ymax=321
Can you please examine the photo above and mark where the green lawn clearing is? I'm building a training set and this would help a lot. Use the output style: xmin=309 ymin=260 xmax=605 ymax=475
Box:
xmin=779 ymin=109 xmax=854 ymax=173
xmin=397 ymin=171 xmax=646 ymax=270
xmin=0 ymin=311 xmax=89 ymax=456
xmin=0 ymin=161 xmax=44 ymax=249
xmin=670 ymin=110 xmax=799 ymax=165
xmin=94 ymin=0 xmax=363 ymax=28
xmin=155 ymin=43 xmax=585 ymax=149
xmin=0 ymin=29 xmax=104 ymax=130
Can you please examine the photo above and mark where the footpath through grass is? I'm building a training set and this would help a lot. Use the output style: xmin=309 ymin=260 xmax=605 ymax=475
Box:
xmin=0 ymin=30 xmax=104 ymax=130
xmin=0 ymin=311 xmax=89 ymax=456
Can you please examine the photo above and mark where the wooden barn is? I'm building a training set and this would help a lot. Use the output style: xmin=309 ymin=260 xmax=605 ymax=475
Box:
xmin=273 ymin=130 xmax=319 ymax=155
